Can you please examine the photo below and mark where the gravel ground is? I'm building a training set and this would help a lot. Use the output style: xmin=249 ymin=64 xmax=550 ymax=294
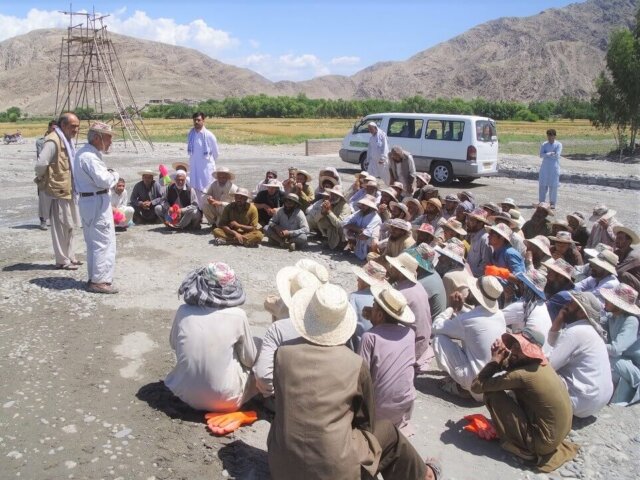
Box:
xmin=0 ymin=140 xmax=638 ymax=480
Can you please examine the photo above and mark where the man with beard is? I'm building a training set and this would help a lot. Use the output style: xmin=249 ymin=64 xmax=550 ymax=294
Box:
xmin=212 ymin=188 xmax=263 ymax=247
xmin=585 ymin=204 xmax=620 ymax=249
xmin=130 ymin=170 xmax=163 ymax=224
xmin=155 ymin=170 xmax=202 ymax=231
xmin=366 ymin=122 xmax=390 ymax=185
xmin=202 ymin=167 xmax=238 ymax=227
xmin=314 ymin=186 xmax=352 ymax=250
xmin=254 ymin=178 xmax=284 ymax=226
xmin=613 ymin=226 xmax=640 ymax=292
xmin=566 ymin=211 xmax=589 ymax=250
xmin=187 ymin=112 xmax=219 ymax=208
xmin=343 ymin=195 xmax=382 ymax=260
xmin=521 ymin=203 xmax=553 ymax=239
xmin=377 ymin=187 xmax=398 ymax=223
xmin=375 ymin=219 xmax=415 ymax=260
xmin=265 ymin=193 xmax=310 ymax=252
xmin=470 ymin=328 xmax=578 ymax=472
xmin=349 ymin=179 xmax=381 ymax=210
xmin=442 ymin=194 xmax=459 ymax=220
xmin=416 ymin=198 xmax=443 ymax=231
xmin=574 ymin=249 xmax=620 ymax=305
xmin=465 ymin=208 xmax=493 ymax=277
xmin=548 ymin=291 xmax=613 ymax=418
xmin=542 ymin=258 xmax=576 ymax=320
xmin=412 ymin=172 xmax=431 ymax=199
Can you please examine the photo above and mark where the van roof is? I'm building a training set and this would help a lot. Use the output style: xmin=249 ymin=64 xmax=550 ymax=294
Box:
xmin=363 ymin=112 xmax=495 ymax=122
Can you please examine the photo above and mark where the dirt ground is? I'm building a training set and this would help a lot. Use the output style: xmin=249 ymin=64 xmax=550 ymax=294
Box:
xmin=1 ymin=140 xmax=638 ymax=480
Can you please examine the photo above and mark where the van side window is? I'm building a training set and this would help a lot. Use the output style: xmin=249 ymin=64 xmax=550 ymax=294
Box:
xmin=425 ymin=120 xmax=464 ymax=141
xmin=476 ymin=120 xmax=497 ymax=142
xmin=387 ymin=118 xmax=423 ymax=138
xmin=354 ymin=118 xmax=382 ymax=134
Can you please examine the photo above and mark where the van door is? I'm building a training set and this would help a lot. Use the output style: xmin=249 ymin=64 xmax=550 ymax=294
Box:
xmin=386 ymin=117 xmax=424 ymax=155
xmin=474 ymin=119 xmax=499 ymax=170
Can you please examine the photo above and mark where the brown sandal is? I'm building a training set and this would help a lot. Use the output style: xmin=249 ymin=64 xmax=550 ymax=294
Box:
xmin=56 ymin=263 xmax=79 ymax=270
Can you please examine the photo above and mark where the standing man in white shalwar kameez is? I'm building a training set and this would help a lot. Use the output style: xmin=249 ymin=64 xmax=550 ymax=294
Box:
xmin=538 ymin=129 xmax=562 ymax=209
xmin=187 ymin=112 xmax=219 ymax=208
xmin=73 ymin=122 xmax=120 ymax=294
xmin=366 ymin=122 xmax=390 ymax=185
xmin=35 ymin=112 xmax=81 ymax=270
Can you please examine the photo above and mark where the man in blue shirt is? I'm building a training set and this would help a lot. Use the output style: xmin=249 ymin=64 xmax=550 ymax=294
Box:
xmin=486 ymin=223 xmax=525 ymax=300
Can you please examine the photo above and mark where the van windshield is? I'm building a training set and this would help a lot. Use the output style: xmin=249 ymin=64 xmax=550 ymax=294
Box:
xmin=354 ymin=118 xmax=382 ymax=134
xmin=475 ymin=120 xmax=498 ymax=142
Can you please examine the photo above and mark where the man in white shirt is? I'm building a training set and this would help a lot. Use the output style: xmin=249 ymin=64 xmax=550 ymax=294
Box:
xmin=187 ymin=112 xmax=219 ymax=208
xmin=73 ymin=122 xmax=119 ymax=294
xmin=548 ymin=291 xmax=613 ymax=418
xmin=201 ymin=167 xmax=238 ymax=227
xmin=574 ymin=249 xmax=620 ymax=306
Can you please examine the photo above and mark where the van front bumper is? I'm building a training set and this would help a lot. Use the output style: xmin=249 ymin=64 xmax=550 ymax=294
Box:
xmin=339 ymin=148 xmax=361 ymax=164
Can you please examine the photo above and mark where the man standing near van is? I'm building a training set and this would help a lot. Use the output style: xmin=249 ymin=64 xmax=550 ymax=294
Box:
xmin=367 ymin=122 xmax=390 ymax=185
xmin=538 ymin=129 xmax=562 ymax=210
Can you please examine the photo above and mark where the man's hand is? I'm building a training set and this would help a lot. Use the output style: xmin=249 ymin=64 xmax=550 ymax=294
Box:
xmin=281 ymin=229 xmax=290 ymax=238
xmin=207 ymin=197 xmax=219 ymax=206
xmin=229 ymin=220 xmax=240 ymax=229
xmin=449 ymin=291 xmax=466 ymax=312
xmin=490 ymin=338 xmax=509 ymax=365
xmin=357 ymin=233 xmax=369 ymax=241
xmin=378 ymin=204 xmax=388 ymax=215
xmin=266 ymin=207 xmax=276 ymax=217
xmin=598 ymin=217 xmax=610 ymax=228
xmin=321 ymin=200 xmax=331 ymax=215
xmin=234 ymin=231 xmax=244 ymax=245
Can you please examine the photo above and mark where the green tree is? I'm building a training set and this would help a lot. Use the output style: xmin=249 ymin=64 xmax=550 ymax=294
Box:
xmin=591 ymin=7 xmax=640 ymax=152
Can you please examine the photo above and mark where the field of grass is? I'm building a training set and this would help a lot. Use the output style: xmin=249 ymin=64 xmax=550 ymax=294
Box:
xmin=0 ymin=117 xmax=616 ymax=155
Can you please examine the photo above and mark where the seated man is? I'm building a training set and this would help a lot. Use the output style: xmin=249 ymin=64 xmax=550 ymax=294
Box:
xmin=442 ymin=194 xmax=459 ymax=220
xmin=360 ymin=286 xmax=416 ymax=436
xmin=292 ymin=169 xmax=314 ymax=211
xmin=374 ymin=219 xmax=415 ymax=260
xmin=470 ymin=328 xmax=579 ymax=472
xmin=212 ymin=188 xmax=264 ymax=247
xmin=543 ymin=258 xmax=577 ymax=320
xmin=268 ymin=283 xmax=427 ymax=480
xmin=202 ymin=167 xmax=238 ymax=227
xmin=548 ymin=291 xmax=613 ymax=418
xmin=549 ymin=231 xmax=583 ymax=267
xmin=314 ymin=186 xmax=353 ymax=250
xmin=613 ymin=225 xmax=640 ymax=292
xmin=343 ymin=195 xmax=382 ymax=261
xmin=254 ymin=178 xmax=284 ymax=227
xmin=585 ymin=204 xmax=620 ymax=249
xmin=349 ymin=179 xmax=381 ymax=210
xmin=412 ymin=223 xmax=436 ymax=246
xmin=155 ymin=170 xmax=202 ymax=230
xmin=567 ymin=211 xmax=590 ymax=250
xmin=432 ymin=275 xmax=506 ymax=399
xmin=110 ymin=177 xmax=134 ymax=229
xmin=265 ymin=193 xmax=310 ymax=252
xmin=165 ymin=262 xmax=257 ymax=412
xmin=130 ymin=169 xmax=163 ymax=224
xmin=523 ymin=235 xmax=552 ymax=271
xmin=253 ymin=169 xmax=278 ymax=196
xmin=521 ymin=203 xmax=553 ymax=239
xmin=406 ymin=243 xmax=447 ymax=319
xmin=434 ymin=238 xmax=469 ymax=303
xmin=486 ymin=222 xmax=525 ymax=291
xmin=349 ymin=261 xmax=388 ymax=352
xmin=573 ymin=249 xmax=620 ymax=305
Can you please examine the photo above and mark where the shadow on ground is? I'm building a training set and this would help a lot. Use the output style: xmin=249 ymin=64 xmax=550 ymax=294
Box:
xmin=572 ymin=415 xmax=598 ymax=431
xmin=10 ymin=224 xmax=46 ymax=231
xmin=3 ymin=262 xmax=58 ymax=272
xmin=414 ymin=375 xmax=481 ymax=409
xmin=29 ymin=276 xmax=86 ymax=291
xmin=219 ymin=440 xmax=270 ymax=480
xmin=136 ymin=381 xmax=204 ymax=423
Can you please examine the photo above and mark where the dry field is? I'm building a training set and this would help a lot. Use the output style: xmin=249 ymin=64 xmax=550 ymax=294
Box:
xmin=1 ymin=117 xmax=616 ymax=154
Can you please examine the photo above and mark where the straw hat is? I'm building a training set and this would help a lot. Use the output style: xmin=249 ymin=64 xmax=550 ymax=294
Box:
xmin=566 ymin=211 xmax=586 ymax=226
xmin=380 ymin=187 xmax=398 ymax=202
xmin=549 ymin=231 xmax=577 ymax=244
xmin=489 ymin=212 xmax=518 ymax=230
xmin=583 ymin=242 xmax=614 ymax=260
xmin=88 ymin=121 xmax=117 ymax=136
xmin=370 ymin=285 xmax=415 ymax=324
xmin=485 ymin=222 xmax=513 ymax=243
xmin=468 ymin=275 xmax=504 ymax=313
xmin=588 ymin=249 xmax=619 ymax=276
xmin=263 ymin=178 xmax=283 ymax=188
xmin=403 ymin=197 xmax=424 ymax=215
xmin=481 ymin=202 xmax=501 ymax=215
xmin=357 ymin=194 xmax=379 ymax=210
xmin=568 ymin=291 xmax=605 ymax=337
xmin=516 ymin=269 xmax=547 ymax=300
xmin=276 ymin=266 xmax=322 ymax=308
xmin=289 ymin=284 xmax=357 ymax=346
xmin=386 ymin=252 xmax=419 ymax=283
xmin=172 ymin=161 xmax=189 ymax=172
xmin=501 ymin=197 xmax=517 ymax=209
xmin=458 ymin=191 xmax=475 ymax=203
xmin=353 ymin=261 xmax=388 ymax=287
xmin=589 ymin=204 xmax=616 ymax=222
xmin=319 ymin=175 xmax=338 ymax=187
xmin=364 ymin=180 xmax=379 ymax=189
xmin=442 ymin=218 xmax=467 ymax=236
xmin=415 ymin=172 xmax=431 ymax=185
xmin=137 ymin=169 xmax=156 ymax=177
xmin=502 ymin=328 xmax=547 ymax=365
xmin=524 ymin=235 xmax=552 ymax=256
xmin=406 ymin=243 xmax=436 ymax=273
xmin=434 ymin=238 xmax=466 ymax=265
xmin=413 ymin=223 xmax=435 ymax=238
xmin=214 ymin=166 xmax=235 ymax=180
xmin=550 ymin=219 xmax=570 ymax=231
xmin=386 ymin=218 xmax=412 ymax=232
xmin=466 ymin=208 xmax=491 ymax=224
xmin=508 ymin=209 xmax=525 ymax=229
xmin=295 ymin=259 xmax=329 ymax=283
xmin=284 ymin=193 xmax=301 ymax=205
xmin=390 ymin=181 xmax=404 ymax=193
xmin=444 ymin=194 xmax=460 ymax=203
xmin=326 ymin=185 xmax=346 ymax=200
xmin=425 ymin=198 xmax=442 ymax=211
xmin=600 ymin=284 xmax=640 ymax=316
xmin=296 ymin=169 xmax=313 ymax=182
xmin=542 ymin=258 xmax=575 ymax=282
xmin=389 ymin=201 xmax=409 ymax=216
xmin=535 ymin=202 xmax=555 ymax=216
xmin=613 ymin=226 xmax=640 ymax=245
xmin=234 ymin=188 xmax=251 ymax=198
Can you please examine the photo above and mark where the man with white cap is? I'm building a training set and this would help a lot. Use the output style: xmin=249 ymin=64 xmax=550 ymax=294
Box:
xmin=343 ymin=194 xmax=382 ymax=260
xmin=35 ymin=112 xmax=81 ymax=270
xmin=129 ymin=169 xmax=163 ymax=224
xmin=442 ymin=194 xmax=460 ymax=220
xmin=349 ymin=261 xmax=388 ymax=351
xmin=155 ymin=169 xmax=202 ymax=231
xmin=202 ymin=167 xmax=238 ymax=226
xmin=375 ymin=218 xmax=415 ymax=259
xmin=187 ymin=112 xmax=219 ymax=208
xmin=573 ymin=249 xmax=620 ymax=305
xmin=349 ymin=178 xmax=381 ymax=210
xmin=212 ymin=188 xmax=263 ymax=246
xmin=313 ymin=185 xmax=352 ymax=250
xmin=73 ymin=122 xmax=120 ymax=294
xmin=548 ymin=291 xmax=613 ymax=417
xmin=585 ymin=204 xmax=620 ymax=249
xmin=366 ymin=122 xmax=390 ymax=185
xmin=360 ymin=285 xmax=417 ymax=436
xmin=110 ymin=177 xmax=134 ymax=228
xmin=267 ymin=282 xmax=427 ymax=480
xmin=613 ymin=225 xmax=640 ymax=292
xmin=386 ymin=252 xmax=433 ymax=371
xmin=432 ymin=275 xmax=506 ymax=399
xmin=265 ymin=193 xmax=309 ymax=251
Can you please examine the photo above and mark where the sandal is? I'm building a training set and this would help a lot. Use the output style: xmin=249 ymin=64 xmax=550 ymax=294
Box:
xmin=439 ymin=379 xmax=472 ymax=398
xmin=71 ymin=260 xmax=83 ymax=266
xmin=56 ymin=263 xmax=79 ymax=270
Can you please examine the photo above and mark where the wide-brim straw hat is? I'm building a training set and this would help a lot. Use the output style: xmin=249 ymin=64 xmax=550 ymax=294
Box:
xmin=524 ymin=235 xmax=552 ymax=257
xmin=290 ymin=284 xmax=357 ymax=346
xmin=403 ymin=197 xmax=424 ymax=215
xmin=600 ymin=284 xmax=640 ymax=316
xmin=589 ymin=205 xmax=616 ymax=222
xmin=357 ymin=195 xmax=379 ymax=210
xmin=502 ymin=330 xmax=547 ymax=365
xmin=501 ymin=197 xmax=517 ymax=209
xmin=588 ymin=249 xmax=619 ymax=276
xmin=485 ymin=223 xmax=513 ymax=243
xmin=467 ymin=275 xmax=504 ymax=314
xmin=406 ymin=244 xmax=435 ymax=273
xmin=263 ymin=179 xmax=283 ymax=188
xmin=353 ymin=262 xmax=388 ymax=287
xmin=466 ymin=208 xmax=491 ymax=224
xmin=613 ymin=226 xmax=640 ymax=245
xmin=542 ymin=258 xmax=575 ymax=282
xmin=548 ymin=231 xmax=577 ymax=244
xmin=172 ymin=161 xmax=189 ymax=172
xmin=386 ymin=218 xmax=412 ymax=233
xmin=490 ymin=213 xmax=519 ymax=230
xmin=297 ymin=169 xmax=313 ymax=182
xmin=415 ymin=172 xmax=431 ymax=185
xmin=425 ymin=198 xmax=443 ymax=211
xmin=370 ymin=285 xmax=415 ymax=324
xmin=516 ymin=270 xmax=547 ymax=300
xmin=319 ymin=175 xmax=338 ymax=187
xmin=380 ymin=187 xmax=398 ymax=202
xmin=568 ymin=291 xmax=604 ymax=330
xmin=137 ymin=169 xmax=156 ymax=177
xmin=566 ymin=211 xmax=586 ymax=226
xmin=295 ymin=259 xmax=329 ymax=283
xmin=389 ymin=201 xmax=409 ymax=215
xmin=326 ymin=186 xmax=346 ymax=200
xmin=276 ymin=266 xmax=322 ymax=308
xmin=535 ymin=202 xmax=555 ymax=216
xmin=434 ymin=239 xmax=466 ymax=265
xmin=386 ymin=253 xmax=419 ymax=283
xmin=442 ymin=219 xmax=467 ymax=236
xmin=213 ymin=166 xmax=235 ymax=180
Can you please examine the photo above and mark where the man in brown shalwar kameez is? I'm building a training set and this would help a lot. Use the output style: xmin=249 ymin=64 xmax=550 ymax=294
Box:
xmin=267 ymin=283 xmax=427 ymax=480
xmin=471 ymin=328 xmax=579 ymax=473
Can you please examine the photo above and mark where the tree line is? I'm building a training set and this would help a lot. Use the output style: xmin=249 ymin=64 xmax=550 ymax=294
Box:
xmin=139 ymin=95 xmax=594 ymax=122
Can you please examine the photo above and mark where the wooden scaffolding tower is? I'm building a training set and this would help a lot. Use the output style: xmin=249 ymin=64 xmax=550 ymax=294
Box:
xmin=54 ymin=9 xmax=154 ymax=153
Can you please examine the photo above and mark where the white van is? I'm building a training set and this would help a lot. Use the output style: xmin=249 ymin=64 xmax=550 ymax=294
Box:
xmin=338 ymin=113 xmax=499 ymax=185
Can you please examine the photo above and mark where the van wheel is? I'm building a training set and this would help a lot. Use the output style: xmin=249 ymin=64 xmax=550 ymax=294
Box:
xmin=359 ymin=152 xmax=369 ymax=172
xmin=457 ymin=177 xmax=476 ymax=185
xmin=430 ymin=162 xmax=454 ymax=186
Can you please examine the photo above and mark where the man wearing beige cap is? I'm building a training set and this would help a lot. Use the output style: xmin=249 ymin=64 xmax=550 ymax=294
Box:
xmin=212 ymin=189 xmax=263 ymax=247
xmin=613 ymin=225 xmax=640 ymax=292
xmin=574 ymin=249 xmax=620 ymax=305
xmin=73 ymin=122 xmax=120 ymax=294
xmin=350 ymin=261 xmax=388 ymax=352
xmin=585 ymin=204 xmax=620 ymax=249
xmin=202 ymin=167 xmax=238 ymax=227
xmin=313 ymin=185 xmax=352 ymax=250
xmin=130 ymin=170 xmax=163 ymax=224
xmin=343 ymin=194 xmax=382 ymax=260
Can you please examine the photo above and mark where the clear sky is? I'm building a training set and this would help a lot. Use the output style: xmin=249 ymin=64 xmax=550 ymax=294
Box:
xmin=0 ymin=0 xmax=583 ymax=81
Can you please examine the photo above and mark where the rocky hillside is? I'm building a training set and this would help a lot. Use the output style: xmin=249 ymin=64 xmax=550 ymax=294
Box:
xmin=0 ymin=0 xmax=636 ymax=114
